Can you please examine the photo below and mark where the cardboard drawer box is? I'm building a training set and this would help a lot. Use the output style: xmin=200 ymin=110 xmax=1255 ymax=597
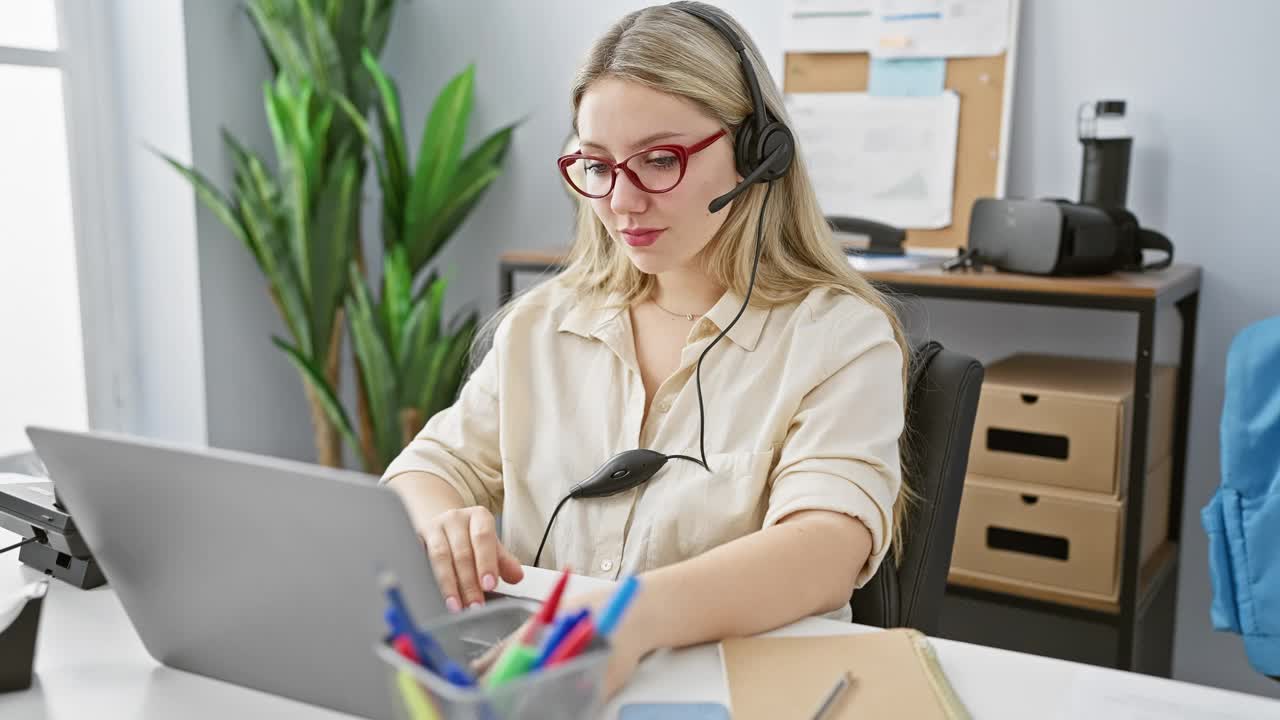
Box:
xmin=949 ymin=456 xmax=1171 ymax=607
xmin=968 ymin=354 xmax=1176 ymax=496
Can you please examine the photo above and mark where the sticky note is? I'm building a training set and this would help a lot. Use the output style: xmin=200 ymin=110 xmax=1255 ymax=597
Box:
xmin=868 ymin=57 xmax=946 ymax=96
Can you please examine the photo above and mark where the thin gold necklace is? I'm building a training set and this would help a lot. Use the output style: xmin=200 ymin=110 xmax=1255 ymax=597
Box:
xmin=650 ymin=297 xmax=699 ymax=322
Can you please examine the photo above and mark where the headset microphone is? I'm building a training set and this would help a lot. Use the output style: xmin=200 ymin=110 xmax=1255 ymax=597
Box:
xmin=709 ymin=144 xmax=787 ymax=213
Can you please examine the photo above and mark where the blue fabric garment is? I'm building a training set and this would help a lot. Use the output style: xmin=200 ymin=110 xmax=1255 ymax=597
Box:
xmin=1203 ymin=315 xmax=1280 ymax=676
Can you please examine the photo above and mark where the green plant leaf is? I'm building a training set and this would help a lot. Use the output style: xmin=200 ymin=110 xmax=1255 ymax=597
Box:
xmin=296 ymin=0 xmax=345 ymax=96
xmin=406 ymin=123 xmax=515 ymax=272
xmin=396 ymin=273 xmax=447 ymax=406
xmin=160 ymin=153 xmax=251 ymax=255
xmin=416 ymin=338 xmax=452 ymax=417
xmin=434 ymin=315 xmax=478 ymax=413
xmin=346 ymin=264 xmax=401 ymax=467
xmin=362 ymin=49 xmax=408 ymax=245
xmin=395 ymin=301 xmax=428 ymax=406
xmin=272 ymin=336 xmax=359 ymax=453
xmin=332 ymin=92 xmax=372 ymax=143
xmin=381 ymin=244 xmax=413 ymax=360
xmin=417 ymin=313 xmax=477 ymax=417
xmin=419 ymin=272 xmax=447 ymax=343
xmin=225 ymin=133 xmax=313 ymax=353
xmin=334 ymin=90 xmax=396 ymax=221
xmin=414 ymin=165 xmax=501 ymax=270
xmin=307 ymin=146 xmax=358 ymax=355
xmin=310 ymin=99 xmax=335 ymax=179
xmin=455 ymin=123 xmax=516 ymax=185
xmin=264 ymin=80 xmax=314 ymax=303
xmin=405 ymin=65 xmax=474 ymax=265
xmin=326 ymin=0 xmax=343 ymax=29
xmin=246 ymin=1 xmax=309 ymax=81
xmin=363 ymin=1 xmax=395 ymax=59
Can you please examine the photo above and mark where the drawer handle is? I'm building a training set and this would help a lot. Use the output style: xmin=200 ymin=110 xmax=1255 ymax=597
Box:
xmin=987 ymin=427 xmax=1070 ymax=460
xmin=986 ymin=526 xmax=1070 ymax=561
xmin=1020 ymin=494 xmax=1039 ymax=505
xmin=1020 ymin=393 xmax=1039 ymax=404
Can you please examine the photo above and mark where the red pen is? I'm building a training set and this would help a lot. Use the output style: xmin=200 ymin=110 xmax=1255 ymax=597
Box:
xmin=521 ymin=567 xmax=571 ymax=645
xmin=544 ymin=617 xmax=595 ymax=667
xmin=392 ymin=634 xmax=421 ymax=664
xmin=485 ymin=568 xmax=574 ymax=688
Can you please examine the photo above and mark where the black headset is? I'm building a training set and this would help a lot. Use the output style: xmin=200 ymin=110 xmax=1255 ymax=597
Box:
xmin=673 ymin=1 xmax=797 ymax=212
xmin=533 ymin=2 xmax=795 ymax=567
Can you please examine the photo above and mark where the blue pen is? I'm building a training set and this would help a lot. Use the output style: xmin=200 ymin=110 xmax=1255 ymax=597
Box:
xmin=380 ymin=572 xmax=476 ymax=687
xmin=595 ymin=576 xmax=639 ymax=638
xmin=533 ymin=608 xmax=590 ymax=670
xmin=382 ymin=576 xmax=433 ymax=664
xmin=415 ymin=629 xmax=476 ymax=687
xmin=381 ymin=573 xmax=415 ymax=630
xmin=544 ymin=578 xmax=641 ymax=668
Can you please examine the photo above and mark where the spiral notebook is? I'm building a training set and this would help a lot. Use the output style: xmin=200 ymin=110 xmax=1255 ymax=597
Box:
xmin=720 ymin=628 xmax=970 ymax=720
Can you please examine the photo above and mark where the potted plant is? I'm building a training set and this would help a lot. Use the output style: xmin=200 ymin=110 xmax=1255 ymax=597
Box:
xmin=166 ymin=0 xmax=516 ymax=473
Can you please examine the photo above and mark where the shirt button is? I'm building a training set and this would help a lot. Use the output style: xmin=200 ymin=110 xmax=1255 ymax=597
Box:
xmin=600 ymin=559 xmax=614 ymax=572
xmin=656 ymin=400 xmax=672 ymax=413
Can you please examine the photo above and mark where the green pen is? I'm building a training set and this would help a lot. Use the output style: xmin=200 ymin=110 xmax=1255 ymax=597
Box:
xmin=484 ymin=642 xmax=540 ymax=688
xmin=485 ymin=568 xmax=572 ymax=689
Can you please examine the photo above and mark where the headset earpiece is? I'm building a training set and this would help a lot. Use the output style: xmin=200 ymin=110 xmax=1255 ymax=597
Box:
xmin=754 ymin=121 xmax=794 ymax=181
xmin=733 ymin=118 xmax=757 ymax=179
xmin=734 ymin=116 xmax=794 ymax=182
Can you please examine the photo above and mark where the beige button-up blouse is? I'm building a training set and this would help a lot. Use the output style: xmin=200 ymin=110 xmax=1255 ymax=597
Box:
xmin=381 ymin=280 xmax=905 ymax=619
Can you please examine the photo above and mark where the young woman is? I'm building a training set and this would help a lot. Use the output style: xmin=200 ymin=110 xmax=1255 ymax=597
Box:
xmin=382 ymin=2 xmax=910 ymax=693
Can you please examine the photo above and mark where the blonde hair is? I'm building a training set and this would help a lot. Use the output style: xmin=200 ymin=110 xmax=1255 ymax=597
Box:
xmin=496 ymin=2 xmax=916 ymax=560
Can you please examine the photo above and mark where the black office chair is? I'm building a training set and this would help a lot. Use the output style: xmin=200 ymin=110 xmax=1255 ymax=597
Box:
xmin=850 ymin=340 xmax=984 ymax=634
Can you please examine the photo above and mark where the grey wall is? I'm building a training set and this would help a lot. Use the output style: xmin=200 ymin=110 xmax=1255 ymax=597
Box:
xmin=106 ymin=0 xmax=207 ymax=445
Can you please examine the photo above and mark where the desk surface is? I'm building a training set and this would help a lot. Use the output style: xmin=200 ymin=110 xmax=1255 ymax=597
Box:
xmin=500 ymin=247 xmax=1201 ymax=301
xmin=3 ymin=533 xmax=1276 ymax=720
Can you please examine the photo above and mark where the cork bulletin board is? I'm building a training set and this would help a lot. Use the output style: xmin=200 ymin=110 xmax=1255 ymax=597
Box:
xmin=782 ymin=8 xmax=1020 ymax=250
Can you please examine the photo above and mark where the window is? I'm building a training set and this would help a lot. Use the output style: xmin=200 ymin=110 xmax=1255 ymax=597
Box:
xmin=0 ymin=2 xmax=89 ymax=455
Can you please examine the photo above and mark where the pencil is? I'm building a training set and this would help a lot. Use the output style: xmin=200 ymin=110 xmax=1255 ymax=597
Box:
xmin=810 ymin=670 xmax=855 ymax=720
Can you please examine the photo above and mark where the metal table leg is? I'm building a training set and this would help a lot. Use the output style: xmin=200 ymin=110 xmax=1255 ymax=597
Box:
xmin=1117 ymin=302 xmax=1157 ymax=669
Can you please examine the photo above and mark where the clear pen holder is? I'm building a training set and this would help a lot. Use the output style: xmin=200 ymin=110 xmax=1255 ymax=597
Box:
xmin=376 ymin=598 xmax=610 ymax=720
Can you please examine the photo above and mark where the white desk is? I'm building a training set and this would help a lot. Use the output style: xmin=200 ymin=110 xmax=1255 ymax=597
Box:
xmin=2 ymin=530 xmax=1278 ymax=719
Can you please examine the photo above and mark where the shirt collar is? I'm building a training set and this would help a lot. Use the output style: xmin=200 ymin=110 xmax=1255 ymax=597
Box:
xmin=701 ymin=289 xmax=769 ymax=352
xmin=557 ymin=291 xmax=628 ymax=340
xmin=557 ymin=289 xmax=770 ymax=352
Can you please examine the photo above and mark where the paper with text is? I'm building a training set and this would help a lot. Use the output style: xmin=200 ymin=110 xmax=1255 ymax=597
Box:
xmin=786 ymin=91 xmax=959 ymax=229
xmin=874 ymin=0 xmax=1010 ymax=58
xmin=784 ymin=0 xmax=877 ymax=52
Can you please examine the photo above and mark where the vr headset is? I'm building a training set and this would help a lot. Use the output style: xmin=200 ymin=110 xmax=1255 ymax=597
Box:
xmin=951 ymin=198 xmax=1174 ymax=276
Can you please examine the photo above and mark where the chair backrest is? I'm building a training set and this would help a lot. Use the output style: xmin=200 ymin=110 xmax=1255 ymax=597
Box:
xmin=850 ymin=340 xmax=984 ymax=634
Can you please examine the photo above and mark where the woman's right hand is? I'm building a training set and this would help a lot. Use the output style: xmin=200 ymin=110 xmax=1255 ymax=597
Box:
xmin=420 ymin=506 xmax=525 ymax=611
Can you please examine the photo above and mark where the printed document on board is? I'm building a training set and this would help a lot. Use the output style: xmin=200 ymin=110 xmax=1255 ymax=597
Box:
xmin=784 ymin=0 xmax=877 ymax=52
xmin=874 ymin=0 xmax=1010 ymax=58
xmin=785 ymin=91 xmax=960 ymax=229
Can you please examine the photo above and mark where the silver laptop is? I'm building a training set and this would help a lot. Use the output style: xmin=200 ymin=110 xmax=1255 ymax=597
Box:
xmin=25 ymin=426 xmax=447 ymax=720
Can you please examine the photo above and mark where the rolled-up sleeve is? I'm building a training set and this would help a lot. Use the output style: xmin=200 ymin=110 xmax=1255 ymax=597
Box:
xmin=763 ymin=310 xmax=905 ymax=588
xmin=379 ymin=344 xmax=503 ymax=514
